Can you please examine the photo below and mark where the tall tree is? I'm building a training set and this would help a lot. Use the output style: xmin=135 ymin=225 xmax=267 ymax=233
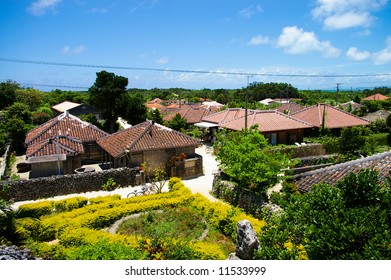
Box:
xmin=214 ymin=127 xmax=290 ymax=199
xmin=0 ymin=80 xmax=19 ymax=110
xmin=89 ymin=71 xmax=128 ymax=133
xmin=119 ymin=93 xmax=147 ymax=125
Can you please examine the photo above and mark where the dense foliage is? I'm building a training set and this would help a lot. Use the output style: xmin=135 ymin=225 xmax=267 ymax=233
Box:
xmin=214 ymin=127 xmax=290 ymax=199
xmin=258 ymin=169 xmax=391 ymax=259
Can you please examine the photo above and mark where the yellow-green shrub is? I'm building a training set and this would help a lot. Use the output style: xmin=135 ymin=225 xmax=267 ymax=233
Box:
xmin=54 ymin=197 xmax=88 ymax=212
xmin=168 ymin=177 xmax=182 ymax=191
xmin=18 ymin=201 xmax=54 ymax=217
xmin=190 ymin=193 xmax=266 ymax=240
xmin=88 ymin=194 xmax=121 ymax=205
xmin=191 ymin=241 xmax=226 ymax=260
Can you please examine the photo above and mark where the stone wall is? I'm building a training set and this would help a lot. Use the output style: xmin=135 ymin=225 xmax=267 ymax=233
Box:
xmin=277 ymin=143 xmax=326 ymax=158
xmin=1 ymin=167 xmax=138 ymax=202
xmin=211 ymin=175 xmax=266 ymax=219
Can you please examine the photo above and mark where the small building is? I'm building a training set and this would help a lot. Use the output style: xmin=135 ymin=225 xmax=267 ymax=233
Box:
xmin=97 ymin=120 xmax=202 ymax=178
xmin=51 ymin=101 xmax=102 ymax=119
xmin=200 ymin=108 xmax=313 ymax=145
xmin=362 ymin=93 xmax=389 ymax=101
xmin=276 ymin=102 xmax=306 ymax=115
xmin=290 ymin=104 xmax=370 ymax=132
xmin=25 ymin=112 xmax=108 ymax=177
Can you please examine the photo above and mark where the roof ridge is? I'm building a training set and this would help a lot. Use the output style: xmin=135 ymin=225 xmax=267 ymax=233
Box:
xmin=290 ymin=151 xmax=391 ymax=180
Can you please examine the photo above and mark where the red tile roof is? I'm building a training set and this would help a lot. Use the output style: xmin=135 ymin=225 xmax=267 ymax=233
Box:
xmin=163 ymin=105 xmax=219 ymax=124
xmin=25 ymin=111 xmax=108 ymax=146
xmin=290 ymin=151 xmax=391 ymax=193
xmin=290 ymin=104 xmax=369 ymax=129
xmin=219 ymin=110 xmax=313 ymax=132
xmin=26 ymin=136 xmax=84 ymax=158
xmin=97 ymin=121 xmax=200 ymax=158
xmin=202 ymin=108 xmax=249 ymax=124
xmin=362 ymin=93 xmax=389 ymax=101
xmin=276 ymin=102 xmax=306 ymax=114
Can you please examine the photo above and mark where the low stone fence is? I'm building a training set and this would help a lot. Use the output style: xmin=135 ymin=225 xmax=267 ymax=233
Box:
xmin=211 ymin=175 xmax=266 ymax=219
xmin=275 ymin=143 xmax=327 ymax=158
xmin=1 ymin=167 xmax=138 ymax=202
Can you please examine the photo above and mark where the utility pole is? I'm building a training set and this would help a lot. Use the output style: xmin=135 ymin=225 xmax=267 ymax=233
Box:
xmin=336 ymin=83 xmax=342 ymax=93
xmin=245 ymin=75 xmax=253 ymax=131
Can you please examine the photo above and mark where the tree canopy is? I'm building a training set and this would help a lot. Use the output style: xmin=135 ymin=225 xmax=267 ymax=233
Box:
xmin=88 ymin=71 xmax=128 ymax=133
xmin=214 ymin=127 xmax=290 ymax=199
xmin=258 ymin=169 xmax=391 ymax=259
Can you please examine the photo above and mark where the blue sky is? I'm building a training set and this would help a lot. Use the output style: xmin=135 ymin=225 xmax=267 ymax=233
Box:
xmin=0 ymin=0 xmax=391 ymax=91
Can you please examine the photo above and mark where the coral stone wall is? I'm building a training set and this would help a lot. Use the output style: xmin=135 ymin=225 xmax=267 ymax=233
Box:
xmin=1 ymin=167 xmax=137 ymax=202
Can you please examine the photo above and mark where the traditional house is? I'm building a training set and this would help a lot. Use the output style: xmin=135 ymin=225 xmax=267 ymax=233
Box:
xmin=51 ymin=101 xmax=102 ymax=119
xmin=25 ymin=111 xmax=108 ymax=177
xmin=289 ymin=151 xmax=391 ymax=193
xmin=97 ymin=120 xmax=202 ymax=178
xmin=362 ymin=93 xmax=389 ymax=101
xmin=290 ymin=104 xmax=369 ymax=133
xmin=335 ymin=101 xmax=362 ymax=114
xmin=362 ymin=109 xmax=391 ymax=123
xmin=162 ymin=104 xmax=220 ymax=125
xmin=199 ymin=108 xmax=313 ymax=145
xmin=276 ymin=102 xmax=306 ymax=115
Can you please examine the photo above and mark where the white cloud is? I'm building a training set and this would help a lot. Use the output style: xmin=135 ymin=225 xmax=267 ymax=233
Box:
xmin=276 ymin=26 xmax=340 ymax=58
xmin=346 ymin=47 xmax=371 ymax=60
xmin=62 ymin=45 xmax=85 ymax=55
xmin=312 ymin=0 xmax=388 ymax=30
xmin=323 ymin=11 xmax=373 ymax=30
xmin=156 ymin=56 xmax=169 ymax=65
xmin=28 ymin=0 xmax=62 ymax=16
xmin=373 ymin=36 xmax=391 ymax=65
xmin=239 ymin=4 xmax=263 ymax=18
xmin=248 ymin=35 xmax=271 ymax=46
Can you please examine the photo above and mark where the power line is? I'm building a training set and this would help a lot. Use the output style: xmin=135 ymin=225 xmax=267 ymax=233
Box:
xmin=1 ymin=57 xmax=391 ymax=78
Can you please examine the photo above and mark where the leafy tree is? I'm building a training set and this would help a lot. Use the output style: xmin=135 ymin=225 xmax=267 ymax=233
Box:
xmin=119 ymin=93 xmax=147 ymax=125
xmin=214 ymin=127 xmax=289 ymax=199
xmin=4 ymin=102 xmax=32 ymax=124
xmin=89 ymin=71 xmax=128 ymax=133
xmin=0 ymin=80 xmax=19 ymax=110
xmin=5 ymin=119 xmax=32 ymax=153
xmin=339 ymin=126 xmax=371 ymax=157
xmin=255 ymin=169 xmax=391 ymax=260
xmin=15 ymin=88 xmax=44 ymax=111
xmin=168 ymin=113 xmax=187 ymax=131
xmin=79 ymin=114 xmax=104 ymax=130
xmin=147 ymin=109 xmax=164 ymax=124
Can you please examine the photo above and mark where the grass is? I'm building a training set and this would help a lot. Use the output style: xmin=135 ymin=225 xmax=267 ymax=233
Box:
xmin=117 ymin=206 xmax=207 ymax=241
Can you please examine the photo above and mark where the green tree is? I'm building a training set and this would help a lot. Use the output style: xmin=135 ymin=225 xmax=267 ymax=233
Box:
xmin=15 ymin=88 xmax=44 ymax=111
xmin=214 ymin=127 xmax=289 ymax=199
xmin=0 ymin=80 xmax=19 ymax=110
xmin=4 ymin=102 xmax=32 ymax=124
xmin=255 ymin=169 xmax=391 ymax=260
xmin=6 ymin=119 xmax=32 ymax=153
xmin=147 ymin=109 xmax=164 ymax=124
xmin=119 ymin=93 xmax=147 ymax=125
xmin=89 ymin=71 xmax=128 ymax=133
xmin=168 ymin=113 xmax=187 ymax=131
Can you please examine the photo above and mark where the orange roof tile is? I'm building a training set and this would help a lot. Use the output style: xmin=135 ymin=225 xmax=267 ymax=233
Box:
xmin=25 ymin=112 xmax=108 ymax=146
xmin=290 ymin=104 xmax=369 ymax=129
xmin=362 ymin=93 xmax=389 ymax=101
xmin=290 ymin=151 xmax=391 ymax=193
xmin=26 ymin=136 xmax=84 ymax=158
xmin=97 ymin=121 xmax=200 ymax=158
xmin=219 ymin=110 xmax=313 ymax=132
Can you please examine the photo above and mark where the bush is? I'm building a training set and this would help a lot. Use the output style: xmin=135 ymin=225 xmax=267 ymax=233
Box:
xmin=101 ymin=178 xmax=121 ymax=191
xmin=54 ymin=197 xmax=88 ymax=213
xmin=88 ymin=195 xmax=121 ymax=205
xmin=18 ymin=201 xmax=54 ymax=218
